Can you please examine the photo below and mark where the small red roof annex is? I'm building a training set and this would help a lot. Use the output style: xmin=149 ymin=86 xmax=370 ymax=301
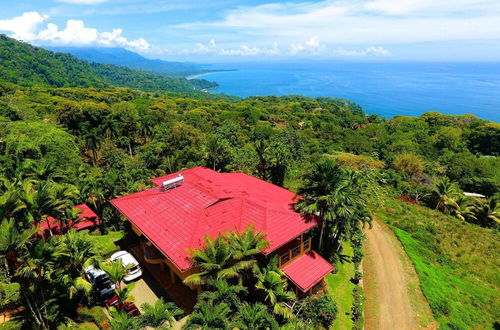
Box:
xmin=281 ymin=251 xmax=335 ymax=292
xmin=41 ymin=204 xmax=101 ymax=234
xmin=111 ymin=167 xmax=318 ymax=272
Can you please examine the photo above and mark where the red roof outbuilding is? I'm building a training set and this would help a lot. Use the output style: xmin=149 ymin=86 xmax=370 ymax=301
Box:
xmin=40 ymin=204 xmax=101 ymax=234
xmin=111 ymin=167 xmax=318 ymax=272
xmin=282 ymin=251 xmax=335 ymax=292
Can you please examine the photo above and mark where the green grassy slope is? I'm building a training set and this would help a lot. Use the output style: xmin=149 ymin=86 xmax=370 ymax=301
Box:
xmin=325 ymin=243 xmax=355 ymax=330
xmin=370 ymin=197 xmax=499 ymax=329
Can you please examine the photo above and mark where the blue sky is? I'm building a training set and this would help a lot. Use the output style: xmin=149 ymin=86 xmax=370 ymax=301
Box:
xmin=1 ymin=0 xmax=499 ymax=62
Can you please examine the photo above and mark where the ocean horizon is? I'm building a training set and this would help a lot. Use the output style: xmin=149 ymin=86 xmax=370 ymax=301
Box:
xmin=201 ymin=61 xmax=500 ymax=122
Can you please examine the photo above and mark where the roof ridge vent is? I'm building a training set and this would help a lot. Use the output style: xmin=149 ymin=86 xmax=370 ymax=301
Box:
xmin=162 ymin=174 xmax=184 ymax=191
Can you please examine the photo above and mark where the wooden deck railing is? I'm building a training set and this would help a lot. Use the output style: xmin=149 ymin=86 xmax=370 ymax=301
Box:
xmin=278 ymin=237 xmax=312 ymax=267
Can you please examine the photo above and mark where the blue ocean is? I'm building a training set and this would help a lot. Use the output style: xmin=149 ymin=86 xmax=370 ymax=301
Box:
xmin=202 ymin=61 xmax=500 ymax=122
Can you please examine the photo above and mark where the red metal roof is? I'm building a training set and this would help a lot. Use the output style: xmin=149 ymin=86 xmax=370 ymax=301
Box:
xmin=282 ymin=251 xmax=335 ymax=292
xmin=111 ymin=167 xmax=318 ymax=272
xmin=41 ymin=204 xmax=101 ymax=234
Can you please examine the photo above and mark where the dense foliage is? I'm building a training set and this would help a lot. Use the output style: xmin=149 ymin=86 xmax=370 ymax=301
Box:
xmin=183 ymin=228 xmax=334 ymax=328
xmin=0 ymin=34 xmax=216 ymax=93
xmin=300 ymin=294 xmax=338 ymax=328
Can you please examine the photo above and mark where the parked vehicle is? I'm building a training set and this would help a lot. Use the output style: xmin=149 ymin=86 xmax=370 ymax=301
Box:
xmin=121 ymin=302 xmax=141 ymax=316
xmin=84 ymin=265 xmax=116 ymax=301
xmin=110 ymin=250 xmax=142 ymax=282
xmin=105 ymin=295 xmax=140 ymax=316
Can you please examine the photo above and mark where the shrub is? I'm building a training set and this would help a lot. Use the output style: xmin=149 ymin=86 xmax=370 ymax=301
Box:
xmin=351 ymin=245 xmax=363 ymax=266
xmin=351 ymin=286 xmax=365 ymax=330
xmin=431 ymin=299 xmax=451 ymax=317
xmin=301 ymin=294 xmax=338 ymax=328
xmin=352 ymin=270 xmax=363 ymax=284
xmin=0 ymin=282 xmax=20 ymax=312
xmin=392 ymin=152 xmax=425 ymax=177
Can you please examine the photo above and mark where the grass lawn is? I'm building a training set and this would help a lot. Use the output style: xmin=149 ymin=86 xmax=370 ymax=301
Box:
xmin=371 ymin=196 xmax=499 ymax=329
xmin=325 ymin=243 xmax=356 ymax=330
xmin=0 ymin=321 xmax=23 ymax=330
xmin=77 ymin=306 xmax=109 ymax=329
xmin=88 ymin=230 xmax=125 ymax=256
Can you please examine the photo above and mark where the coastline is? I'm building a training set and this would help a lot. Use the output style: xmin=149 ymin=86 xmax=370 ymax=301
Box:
xmin=186 ymin=70 xmax=237 ymax=80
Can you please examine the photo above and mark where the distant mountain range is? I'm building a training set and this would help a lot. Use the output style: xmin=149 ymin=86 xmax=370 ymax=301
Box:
xmin=45 ymin=46 xmax=212 ymax=77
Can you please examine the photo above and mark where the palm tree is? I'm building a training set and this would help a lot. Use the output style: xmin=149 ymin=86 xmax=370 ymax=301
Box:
xmin=109 ymin=310 xmax=142 ymax=330
xmin=53 ymin=230 xmax=99 ymax=278
xmin=229 ymin=226 xmax=269 ymax=261
xmin=428 ymin=177 xmax=460 ymax=214
xmin=18 ymin=180 xmax=74 ymax=235
xmin=100 ymin=115 xmax=120 ymax=139
xmin=231 ymin=302 xmax=278 ymax=330
xmin=468 ymin=197 xmax=499 ymax=227
xmin=296 ymin=159 xmax=371 ymax=251
xmin=184 ymin=235 xmax=247 ymax=286
xmin=280 ymin=318 xmax=312 ymax=330
xmin=0 ymin=220 xmax=44 ymax=327
xmin=0 ymin=219 xmax=37 ymax=275
xmin=198 ymin=279 xmax=247 ymax=309
xmin=185 ymin=300 xmax=231 ymax=330
xmin=57 ymin=206 xmax=82 ymax=234
xmin=99 ymin=260 xmax=131 ymax=291
xmin=254 ymin=259 xmax=295 ymax=319
xmin=228 ymin=226 xmax=269 ymax=285
xmin=254 ymin=139 xmax=268 ymax=179
xmin=79 ymin=177 xmax=105 ymax=215
xmin=327 ymin=183 xmax=371 ymax=250
xmin=16 ymin=240 xmax=55 ymax=285
xmin=114 ymin=283 xmax=135 ymax=307
xmin=0 ymin=188 xmax=23 ymax=221
xmin=452 ymin=195 xmax=475 ymax=221
xmin=23 ymin=160 xmax=65 ymax=183
xmin=83 ymin=131 xmax=103 ymax=165
xmin=264 ymin=140 xmax=292 ymax=186
xmin=295 ymin=159 xmax=343 ymax=250
xmin=140 ymin=298 xmax=183 ymax=328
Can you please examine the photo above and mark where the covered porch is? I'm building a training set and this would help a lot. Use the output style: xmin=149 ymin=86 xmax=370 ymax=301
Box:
xmin=281 ymin=250 xmax=335 ymax=297
xmin=130 ymin=243 xmax=198 ymax=313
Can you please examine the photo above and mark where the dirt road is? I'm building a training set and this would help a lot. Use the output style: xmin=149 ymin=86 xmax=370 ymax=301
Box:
xmin=363 ymin=220 xmax=435 ymax=330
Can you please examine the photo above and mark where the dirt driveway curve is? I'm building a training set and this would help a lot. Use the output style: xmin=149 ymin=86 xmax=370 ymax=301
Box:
xmin=363 ymin=219 xmax=435 ymax=330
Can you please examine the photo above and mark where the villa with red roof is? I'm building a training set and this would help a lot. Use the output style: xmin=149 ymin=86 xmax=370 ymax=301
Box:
xmin=111 ymin=166 xmax=334 ymax=302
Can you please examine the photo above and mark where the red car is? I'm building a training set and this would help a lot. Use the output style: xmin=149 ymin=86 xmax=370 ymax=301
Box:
xmin=105 ymin=295 xmax=140 ymax=317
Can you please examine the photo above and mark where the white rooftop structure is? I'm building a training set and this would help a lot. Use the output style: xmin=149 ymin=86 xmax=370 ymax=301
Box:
xmin=162 ymin=174 xmax=184 ymax=190
xmin=463 ymin=192 xmax=486 ymax=198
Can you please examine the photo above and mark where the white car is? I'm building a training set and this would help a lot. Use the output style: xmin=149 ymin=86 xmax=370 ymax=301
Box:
xmin=110 ymin=250 xmax=143 ymax=282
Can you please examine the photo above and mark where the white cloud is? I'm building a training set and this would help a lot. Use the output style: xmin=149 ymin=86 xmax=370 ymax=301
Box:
xmin=220 ymin=43 xmax=280 ymax=56
xmin=172 ymin=0 xmax=500 ymax=45
xmin=363 ymin=0 xmax=500 ymax=15
xmin=179 ymin=39 xmax=217 ymax=54
xmin=180 ymin=39 xmax=280 ymax=56
xmin=38 ymin=20 xmax=99 ymax=45
xmin=289 ymin=36 xmax=325 ymax=55
xmin=334 ymin=46 xmax=392 ymax=56
xmin=0 ymin=11 xmax=48 ymax=40
xmin=0 ymin=12 xmax=152 ymax=53
xmin=56 ymin=0 xmax=109 ymax=4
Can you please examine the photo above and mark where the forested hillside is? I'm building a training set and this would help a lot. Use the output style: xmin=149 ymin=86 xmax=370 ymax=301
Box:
xmin=45 ymin=46 xmax=211 ymax=77
xmin=0 ymin=83 xmax=497 ymax=210
xmin=0 ymin=35 xmax=217 ymax=92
